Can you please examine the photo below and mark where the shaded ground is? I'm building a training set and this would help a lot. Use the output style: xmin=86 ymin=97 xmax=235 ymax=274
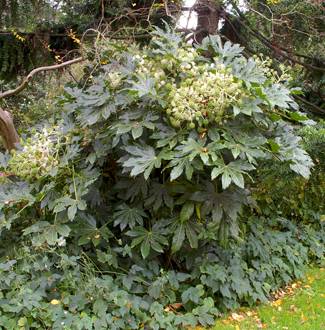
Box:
xmin=210 ymin=267 xmax=325 ymax=329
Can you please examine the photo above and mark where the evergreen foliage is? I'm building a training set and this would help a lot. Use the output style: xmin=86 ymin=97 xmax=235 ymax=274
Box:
xmin=0 ymin=28 xmax=323 ymax=329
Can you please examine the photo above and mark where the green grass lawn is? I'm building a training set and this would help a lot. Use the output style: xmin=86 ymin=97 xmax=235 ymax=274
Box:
xmin=210 ymin=267 xmax=325 ymax=330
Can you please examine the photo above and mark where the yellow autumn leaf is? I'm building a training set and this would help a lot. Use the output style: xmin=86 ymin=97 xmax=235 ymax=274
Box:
xmin=271 ymin=299 xmax=282 ymax=307
xmin=231 ymin=312 xmax=245 ymax=322
xmin=307 ymin=276 xmax=315 ymax=283
xmin=50 ymin=299 xmax=60 ymax=305
xmin=301 ymin=313 xmax=308 ymax=322
xmin=18 ymin=317 xmax=27 ymax=326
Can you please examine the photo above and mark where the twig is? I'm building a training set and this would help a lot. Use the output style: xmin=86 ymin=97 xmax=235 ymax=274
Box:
xmin=229 ymin=0 xmax=325 ymax=72
xmin=294 ymin=95 xmax=325 ymax=116
xmin=0 ymin=57 xmax=83 ymax=99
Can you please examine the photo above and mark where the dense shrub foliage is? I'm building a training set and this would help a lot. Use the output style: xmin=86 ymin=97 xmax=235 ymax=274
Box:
xmin=254 ymin=120 xmax=325 ymax=223
xmin=0 ymin=28 xmax=323 ymax=329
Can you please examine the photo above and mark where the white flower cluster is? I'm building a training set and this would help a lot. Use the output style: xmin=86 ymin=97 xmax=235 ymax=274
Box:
xmin=161 ymin=47 xmax=198 ymax=71
xmin=166 ymin=63 xmax=243 ymax=128
xmin=9 ymin=127 xmax=59 ymax=180
xmin=131 ymin=45 xmax=244 ymax=129
xmin=134 ymin=54 xmax=166 ymax=86
xmin=253 ymin=54 xmax=292 ymax=83
xmin=106 ymin=71 xmax=123 ymax=89
xmin=133 ymin=47 xmax=197 ymax=90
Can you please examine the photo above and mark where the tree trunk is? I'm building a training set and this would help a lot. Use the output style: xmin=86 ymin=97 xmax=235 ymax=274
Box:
xmin=0 ymin=108 xmax=19 ymax=150
xmin=194 ymin=0 xmax=220 ymax=43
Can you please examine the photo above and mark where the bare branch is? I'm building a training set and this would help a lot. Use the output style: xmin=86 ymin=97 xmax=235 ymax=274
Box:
xmin=294 ymin=95 xmax=325 ymax=116
xmin=0 ymin=57 xmax=84 ymax=99
xmin=229 ymin=0 xmax=325 ymax=72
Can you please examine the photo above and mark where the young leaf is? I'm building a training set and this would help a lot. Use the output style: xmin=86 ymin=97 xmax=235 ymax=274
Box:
xmin=68 ymin=202 xmax=77 ymax=221
xmin=185 ymin=223 xmax=198 ymax=249
xmin=180 ymin=202 xmax=194 ymax=222
xmin=141 ymin=236 xmax=151 ymax=259
xmin=172 ymin=223 xmax=185 ymax=253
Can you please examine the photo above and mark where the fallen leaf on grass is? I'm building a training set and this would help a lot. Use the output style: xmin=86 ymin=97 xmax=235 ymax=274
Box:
xmin=231 ymin=312 xmax=245 ymax=322
xmin=271 ymin=299 xmax=282 ymax=307
xmin=301 ymin=313 xmax=308 ymax=323
xmin=246 ymin=311 xmax=255 ymax=317
xmin=307 ymin=276 xmax=315 ymax=283
xmin=289 ymin=304 xmax=298 ymax=312
xmin=256 ymin=320 xmax=267 ymax=329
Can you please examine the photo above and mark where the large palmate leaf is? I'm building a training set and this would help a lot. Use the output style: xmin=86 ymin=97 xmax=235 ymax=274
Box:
xmin=199 ymin=35 xmax=243 ymax=66
xmin=144 ymin=182 xmax=173 ymax=210
xmin=0 ymin=181 xmax=34 ymax=207
xmin=167 ymin=137 xmax=210 ymax=181
xmin=151 ymin=24 xmax=183 ymax=55
xmin=112 ymin=110 xmax=159 ymax=146
xmin=233 ymin=98 xmax=263 ymax=117
xmin=74 ymin=214 xmax=112 ymax=246
xmin=119 ymin=144 xmax=173 ymax=179
xmin=171 ymin=217 xmax=201 ymax=253
xmin=222 ymin=133 xmax=267 ymax=164
xmin=115 ymin=176 xmax=149 ymax=202
xmin=177 ymin=138 xmax=210 ymax=163
xmin=168 ymin=157 xmax=196 ymax=181
xmin=113 ymin=204 xmax=147 ymax=230
xmin=126 ymin=226 xmax=168 ymax=258
xmin=191 ymin=182 xmax=249 ymax=223
xmin=211 ymin=159 xmax=255 ymax=189
xmin=274 ymin=123 xmax=314 ymax=178
xmin=65 ymin=80 xmax=112 ymax=126
xmin=231 ymin=57 xmax=266 ymax=85
xmin=150 ymin=123 xmax=179 ymax=149
xmin=129 ymin=76 xmax=157 ymax=98
xmin=264 ymin=84 xmax=297 ymax=109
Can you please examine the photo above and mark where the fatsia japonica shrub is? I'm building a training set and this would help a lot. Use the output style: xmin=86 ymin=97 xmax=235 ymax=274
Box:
xmin=0 ymin=27 xmax=317 ymax=328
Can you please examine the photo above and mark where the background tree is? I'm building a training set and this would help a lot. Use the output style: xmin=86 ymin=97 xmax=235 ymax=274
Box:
xmin=1 ymin=1 xmax=323 ymax=115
